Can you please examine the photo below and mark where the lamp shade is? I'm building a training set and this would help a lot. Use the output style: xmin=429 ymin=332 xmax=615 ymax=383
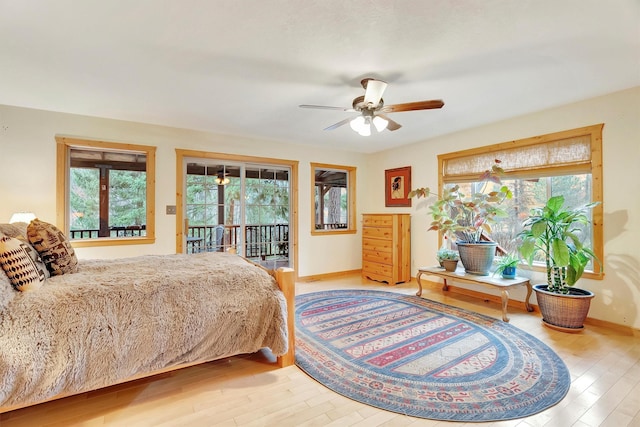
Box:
xmin=359 ymin=117 xmax=372 ymax=136
xmin=9 ymin=212 xmax=36 ymax=224
xmin=349 ymin=116 xmax=365 ymax=133
xmin=373 ymin=116 xmax=388 ymax=132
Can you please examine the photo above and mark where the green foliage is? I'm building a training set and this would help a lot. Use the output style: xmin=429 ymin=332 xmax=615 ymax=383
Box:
xmin=408 ymin=160 xmax=513 ymax=243
xmin=517 ymin=195 xmax=601 ymax=294
xmin=71 ymin=164 xmax=291 ymax=236
xmin=109 ymin=170 xmax=146 ymax=226
xmin=69 ymin=168 xmax=147 ymax=232
xmin=493 ymin=252 xmax=519 ymax=276
xmin=69 ymin=168 xmax=99 ymax=230
xmin=186 ymin=174 xmax=289 ymax=226
xmin=436 ymin=248 xmax=459 ymax=261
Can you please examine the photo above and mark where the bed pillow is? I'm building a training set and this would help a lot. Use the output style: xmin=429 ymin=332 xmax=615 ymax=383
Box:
xmin=16 ymin=235 xmax=51 ymax=279
xmin=0 ymin=233 xmax=17 ymax=309
xmin=0 ymin=262 xmax=16 ymax=310
xmin=27 ymin=219 xmax=78 ymax=276
xmin=0 ymin=222 xmax=50 ymax=279
xmin=0 ymin=235 xmax=46 ymax=291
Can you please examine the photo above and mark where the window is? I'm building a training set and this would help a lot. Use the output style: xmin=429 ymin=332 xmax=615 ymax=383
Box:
xmin=56 ymin=136 xmax=156 ymax=247
xmin=439 ymin=124 xmax=603 ymax=278
xmin=311 ymin=163 xmax=356 ymax=235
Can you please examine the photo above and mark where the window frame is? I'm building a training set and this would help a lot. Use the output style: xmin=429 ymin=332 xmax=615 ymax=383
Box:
xmin=56 ymin=136 xmax=156 ymax=247
xmin=437 ymin=124 xmax=604 ymax=279
xmin=310 ymin=163 xmax=357 ymax=236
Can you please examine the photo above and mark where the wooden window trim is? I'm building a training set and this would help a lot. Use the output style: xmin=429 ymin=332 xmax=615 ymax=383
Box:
xmin=56 ymin=136 xmax=156 ymax=247
xmin=310 ymin=163 xmax=357 ymax=236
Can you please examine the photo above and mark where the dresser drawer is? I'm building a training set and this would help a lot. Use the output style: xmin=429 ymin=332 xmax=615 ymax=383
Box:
xmin=363 ymin=226 xmax=392 ymax=240
xmin=363 ymin=238 xmax=392 ymax=253
xmin=362 ymin=215 xmax=393 ymax=227
xmin=363 ymin=250 xmax=393 ymax=265
xmin=362 ymin=261 xmax=392 ymax=278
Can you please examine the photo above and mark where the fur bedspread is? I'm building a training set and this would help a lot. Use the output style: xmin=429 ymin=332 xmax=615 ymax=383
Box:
xmin=0 ymin=252 xmax=288 ymax=408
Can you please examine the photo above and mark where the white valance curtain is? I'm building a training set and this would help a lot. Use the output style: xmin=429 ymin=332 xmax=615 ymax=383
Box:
xmin=442 ymin=132 xmax=595 ymax=183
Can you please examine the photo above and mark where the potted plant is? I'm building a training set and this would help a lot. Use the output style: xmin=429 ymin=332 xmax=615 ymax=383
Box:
xmin=493 ymin=252 xmax=519 ymax=279
xmin=436 ymin=247 xmax=460 ymax=272
xmin=518 ymin=195 xmax=602 ymax=331
xmin=409 ymin=160 xmax=513 ymax=275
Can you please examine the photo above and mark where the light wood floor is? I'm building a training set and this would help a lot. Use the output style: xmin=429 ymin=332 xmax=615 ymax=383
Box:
xmin=2 ymin=275 xmax=639 ymax=427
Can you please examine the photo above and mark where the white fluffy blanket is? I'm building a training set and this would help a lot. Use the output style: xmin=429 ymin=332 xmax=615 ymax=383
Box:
xmin=0 ymin=252 xmax=288 ymax=408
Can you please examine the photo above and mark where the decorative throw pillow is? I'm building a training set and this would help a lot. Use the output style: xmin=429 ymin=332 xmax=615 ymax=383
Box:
xmin=18 ymin=236 xmax=51 ymax=279
xmin=0 ymin=232 xmax=18 ymax=308
xmin=0 ymin=235 xmax=46 ymax=291
xmin=0 ymin=258 xmax=16 ymax=309
xmin=27 ymin=219 xmax=78 ymax=276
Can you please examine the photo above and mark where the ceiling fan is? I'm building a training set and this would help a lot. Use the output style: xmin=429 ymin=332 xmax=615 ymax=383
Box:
xmin=299 ymin=78 xmax=444 ymax=136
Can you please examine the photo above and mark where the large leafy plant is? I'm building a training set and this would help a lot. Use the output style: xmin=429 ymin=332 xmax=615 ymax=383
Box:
xmin=518 ymin=195 xmax=601 ymax=294
xmin=409 ymin=160 xmax=512 ymax=243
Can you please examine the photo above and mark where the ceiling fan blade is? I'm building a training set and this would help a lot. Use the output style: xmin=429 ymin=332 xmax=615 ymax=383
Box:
xmin=299 ymin=104 xmax=355 ymax=112
xmin=377 ymin=114 xmax=402 ymax=131
xmin=380 ymin=100 xmax=444 ymax=113
xmin=363 ymin=79 xmax=387 ymax=107
xmin=323 ymin=116 xmax=354 ymax=131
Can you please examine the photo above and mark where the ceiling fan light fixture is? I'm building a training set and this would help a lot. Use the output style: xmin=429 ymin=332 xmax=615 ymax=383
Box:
xmin=349 ymin=116 xmax=365 ymax=133
xmin=300 ymin=77 xmax=444 ymax=134
xmin=373 ymin=115 xmax=388 ymax=132
xmin=215 ymin=172 xmax=230 ymax=185
xmin=356 ymin=116 xmax=372 ymax=136
xmin=358 ymin=125 xmax=371 ymax=137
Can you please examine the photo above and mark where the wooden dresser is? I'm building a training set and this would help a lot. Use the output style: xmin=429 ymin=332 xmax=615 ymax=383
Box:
xmin=362 ymin=213 xmax=411 ymax=284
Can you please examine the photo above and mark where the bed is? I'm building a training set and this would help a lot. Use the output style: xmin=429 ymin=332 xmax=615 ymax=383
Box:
xmin=0 ymin=221 xmax=295 ymax=413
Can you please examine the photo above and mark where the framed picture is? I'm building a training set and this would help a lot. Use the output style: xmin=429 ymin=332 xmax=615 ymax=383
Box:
xmin=385 ymin=166 xmax=411 ymax=207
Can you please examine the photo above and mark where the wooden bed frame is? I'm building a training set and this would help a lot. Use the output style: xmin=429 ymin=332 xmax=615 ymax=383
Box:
xmin=0 ymin=266 xmax=296 ymax=414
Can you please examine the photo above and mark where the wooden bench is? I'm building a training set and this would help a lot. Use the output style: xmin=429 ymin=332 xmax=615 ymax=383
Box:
xmin=416 ymin=266 xmax=534 ymax=322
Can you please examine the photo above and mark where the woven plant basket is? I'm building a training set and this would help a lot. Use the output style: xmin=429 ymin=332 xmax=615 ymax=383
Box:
xmin=456 ymin=242 xmax=497 ymax=276
xmin=533 ymin=284 xmax=595 ymax=332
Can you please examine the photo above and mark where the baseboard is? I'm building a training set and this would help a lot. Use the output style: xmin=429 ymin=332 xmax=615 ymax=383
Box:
xmin=582 ymin=317 xmax=640 ymax=336
xmin=297 ymin=269 xmax=362 ymax=283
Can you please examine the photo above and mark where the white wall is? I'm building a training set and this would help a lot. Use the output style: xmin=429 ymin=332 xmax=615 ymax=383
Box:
xmin=364 ymin=86 xmax=640 ymax=329
xmin=0 ymin=105 xmax=367 ymax=277
xmin=3 ymin=86 xmax=639 ymax=328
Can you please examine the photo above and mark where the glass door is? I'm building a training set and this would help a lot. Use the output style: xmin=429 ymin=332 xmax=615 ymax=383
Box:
xmin=184 ymin=159 xmax=291 ymax=269
xmin=244 ymin=165 xmax=290 ymax=269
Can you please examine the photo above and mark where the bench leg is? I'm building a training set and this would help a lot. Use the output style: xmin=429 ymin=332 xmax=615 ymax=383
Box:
xmin=416 ymin=272 xmax=449 ymax=296
xmin=524 ymin=283 xmax=534 ymax=312
xmin=501 ymin=289 xmax=510 ymax=322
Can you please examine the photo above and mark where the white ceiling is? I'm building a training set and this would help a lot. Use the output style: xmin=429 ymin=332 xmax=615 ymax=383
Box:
xmin=1 ymin=1 xmax=638 ymax=153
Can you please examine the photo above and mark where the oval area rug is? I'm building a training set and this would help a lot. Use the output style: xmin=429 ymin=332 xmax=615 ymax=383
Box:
xmin=295 ymin=290 xmax=570 ymax=422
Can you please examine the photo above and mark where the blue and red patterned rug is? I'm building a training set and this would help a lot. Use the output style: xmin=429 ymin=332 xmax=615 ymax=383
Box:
xmin=295 ymin=290 xmax=570 ymax=422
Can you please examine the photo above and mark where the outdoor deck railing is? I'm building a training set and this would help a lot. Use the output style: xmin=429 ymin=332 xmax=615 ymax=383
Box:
xmin=314 ymin=223 xmax=348 ymax=230
xmin=69 ymin=223 xmax=290 ymax=260
xmin=187 ymin=224 xmax=289 ymax=259
xmin=69 ymin=225 xmax=146 ymax=239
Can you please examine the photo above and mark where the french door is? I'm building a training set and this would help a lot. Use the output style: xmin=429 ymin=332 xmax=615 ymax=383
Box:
xmin=182 ymin=157 xmax=292 ymax=269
